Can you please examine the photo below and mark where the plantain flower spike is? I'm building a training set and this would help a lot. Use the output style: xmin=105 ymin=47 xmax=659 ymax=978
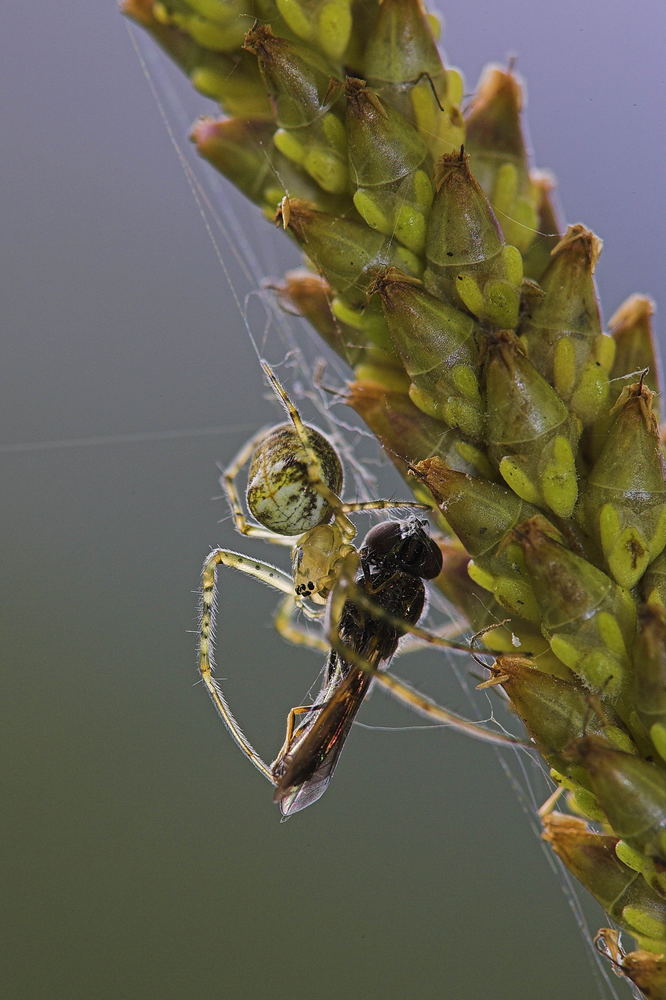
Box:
xmin=124 ymin=1 xmax=666 ymax=988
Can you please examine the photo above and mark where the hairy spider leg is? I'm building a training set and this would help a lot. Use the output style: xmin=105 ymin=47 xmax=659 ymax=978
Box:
xmin=199 ymin=365 xmax=523 ymax=793
xmin=219 ymin=363 xmax=430 ymax=617
xmin=321 ymin=554 xmax=527 ymax=749
xmin=220 ymin=426 xmax=296 ymax=544
xmin=274 ymin=593 xmax=469 ymax=658
xmin=273 ymin=595 xmax=329 ymax=653
xmin=197 ymin=543 xmax=522 ymax=798
xmin=198 ymin=547 xmax=295 ymax=783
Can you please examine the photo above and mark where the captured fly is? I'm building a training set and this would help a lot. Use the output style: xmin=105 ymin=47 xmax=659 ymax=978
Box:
xmin=272 ymin=517 xmax=443 ymax=817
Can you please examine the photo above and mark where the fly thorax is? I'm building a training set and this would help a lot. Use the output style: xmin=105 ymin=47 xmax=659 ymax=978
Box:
xmin=293 ymin=523 xmax=344 ymax=603
xmin=246 ymin=423 xmax=343 ymax=535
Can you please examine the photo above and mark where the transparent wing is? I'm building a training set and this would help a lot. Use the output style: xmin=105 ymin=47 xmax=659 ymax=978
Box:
xmin=273 ymin=646 xmax=382 ymax=817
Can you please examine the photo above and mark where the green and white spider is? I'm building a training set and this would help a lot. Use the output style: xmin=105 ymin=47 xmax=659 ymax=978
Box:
xmin=196 ymin=362 xmax=523 ymax=789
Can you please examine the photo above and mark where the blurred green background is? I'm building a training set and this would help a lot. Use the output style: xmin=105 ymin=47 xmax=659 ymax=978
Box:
xmin=2 ymin=3 xmax=664 ymax=998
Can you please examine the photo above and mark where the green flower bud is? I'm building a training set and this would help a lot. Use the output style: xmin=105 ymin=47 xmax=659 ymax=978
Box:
xmin=585 ymin=295 xmax=661 ymax=461
xmin=498 ymin=657 xmax=628 ymax=769
xmin=346 ymin=78 xmax=432 ymax=253
xmin=192 ymin=50 xmax=274 ymax=116
xmin=192 ymin=117 xmax=277 ymax=207
xmin=192 ymin=117 xmax=349 ymax=215
xmin=634 ymin=603 xmax=666 ymax=763
xmin=464 ymin=66 xmax=539 ymax=254
xmin=424 ymin=151 xmax=523 ymax=328
xmin=414 ymin=458 xmax=554 ymax=623
xmin=518 ymin=224 xmax=614 ymax=425
xmin=244 ymin=24 xmax=348 ymax=193
xmin=276 ymin=198 xmax=421 ymax=347
xmin=543 ymin=813 xmax=666 ymax=951
xmin=276 ymin=0 xmax=353 ymax=61
xmin=436 ymin=549 xmax=549 ymax=655
xmin=581 ymin=383 xmax=666 ymax=588
xmin=521 ymin=170 xmax=562 ymax=281
xmin=370 ymin=268 xmax=484 ymax=438
xmin=152 ymin=0 xmax=248 ymax=52
xmin=609 ymin=295 xmax=662 ymax=413
xmin=484 ymin=331 xmax=580 ymax=517
xmin=566 ymin=737 xmax=666 ymax=882
xmin=275 ymin=270 xmax=371 ymax=366
xmin=346 ymin=382 xmax=491 ymax=483
xmin=517 ymin=518 xmax=636 ymax=697
xmin=642 ymin=551 xmax=666 ymax=607
xmin=362 ymin=0 xmax=463 ymax=157
xmin=123 ymin=1 xmax=271 ymax=116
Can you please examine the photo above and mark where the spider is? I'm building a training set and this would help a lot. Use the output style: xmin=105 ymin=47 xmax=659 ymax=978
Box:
xmin=196 ymin=362 xmax=523 ymax=809
xmin=203 ymin=360 xmax=430 ymax=632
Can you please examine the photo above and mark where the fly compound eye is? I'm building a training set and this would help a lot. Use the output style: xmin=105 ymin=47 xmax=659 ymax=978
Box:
xmin=418 ymin=538 xmax=443 ymax=580
xmin=360 ymin=521 xmax=403 ymax=561
xmin=398 ymin=532 xmax=443 ymax=580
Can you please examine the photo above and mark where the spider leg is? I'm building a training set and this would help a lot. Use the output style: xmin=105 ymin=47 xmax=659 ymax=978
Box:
xmin=272 ymin=702 xmax=326 ymax=765
xmin=261 ymin=361 xmax=358 ymax=538
xmin=261 ymin=363 xmax=431 ymax=548
xmin=198 ymin=547 xmax=298 ymax=784
xmin=219 ymin=426 xmax=293 ymax=544
xmin=340 ymin=499 xmax=430 ymax=515
xmin=324 ymin=563 xmax=527 ymax=749
xmin=363 ymin=665 xmax=527 ymax=747
xmin=273 ymin=595 xmax=329 ymax=653
xmin=397 ymin=616 xmax=469 ymax=656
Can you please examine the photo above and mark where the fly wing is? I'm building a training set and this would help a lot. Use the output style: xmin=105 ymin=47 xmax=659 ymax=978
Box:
xmin=273 ymin=647 xmax=382 ymax=818
xmin=273 ymin=566 xmax=425 ymax=818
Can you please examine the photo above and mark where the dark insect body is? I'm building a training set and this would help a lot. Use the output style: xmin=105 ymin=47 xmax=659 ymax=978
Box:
xmin=273 ymin=516 xmax=443 ymax=816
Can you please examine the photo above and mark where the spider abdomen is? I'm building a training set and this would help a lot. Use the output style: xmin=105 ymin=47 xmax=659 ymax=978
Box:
xmin=246 ymin=423 xmax=343 ymax=535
